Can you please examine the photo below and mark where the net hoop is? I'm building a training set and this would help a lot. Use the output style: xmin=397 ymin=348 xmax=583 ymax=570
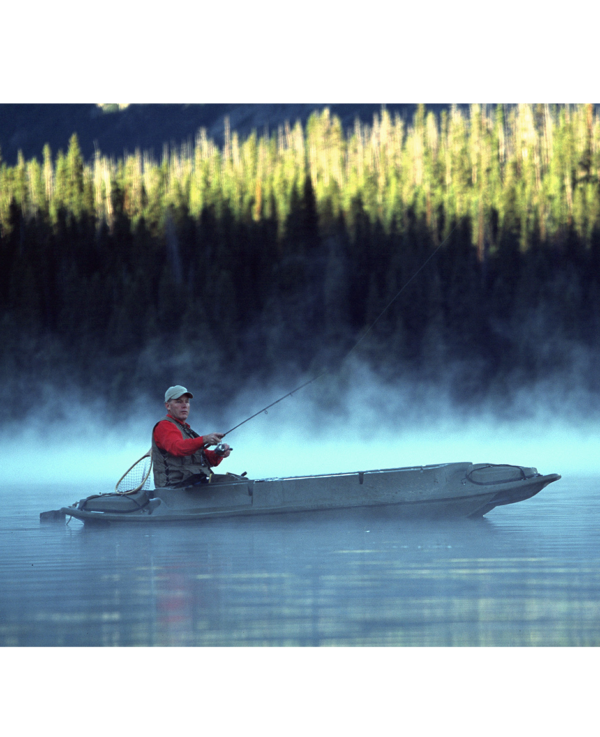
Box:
xmin=115 ymin=449 xmax=153 ymax=494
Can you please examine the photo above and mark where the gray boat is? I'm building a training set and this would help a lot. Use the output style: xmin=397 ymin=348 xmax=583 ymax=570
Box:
xmin=40 ymin=461 xmax=560 ymax=525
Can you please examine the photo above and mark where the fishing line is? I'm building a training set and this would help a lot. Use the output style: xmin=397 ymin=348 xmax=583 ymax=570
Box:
xmin=223 ymin=225 xmax=456 ymax=437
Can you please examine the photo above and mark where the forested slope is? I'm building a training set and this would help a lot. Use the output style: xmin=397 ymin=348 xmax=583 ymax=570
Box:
xmin=1 ymin=104 xmax=600 ymax=420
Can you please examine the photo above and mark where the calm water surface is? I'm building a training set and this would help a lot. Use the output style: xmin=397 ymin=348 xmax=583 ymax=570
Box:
xmin=1 ymin=475 xmax=599 ymax=646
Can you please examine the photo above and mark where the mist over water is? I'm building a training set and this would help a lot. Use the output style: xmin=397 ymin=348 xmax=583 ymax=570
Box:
xmin=2 ymin=365 xmax=600 ymax=486
xmin=2 ymin=367 xmax=600 ymax=655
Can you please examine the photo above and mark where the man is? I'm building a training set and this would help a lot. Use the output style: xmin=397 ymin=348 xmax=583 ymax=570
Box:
xmin=151 ymin=385 xmax=232 ymax=488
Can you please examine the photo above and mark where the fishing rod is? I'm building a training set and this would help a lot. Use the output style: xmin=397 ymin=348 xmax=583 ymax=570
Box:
xmin=222 ymin=225 xmax=457 ymax=438
xmin=223 ymin=370 xmax=329 ymax=436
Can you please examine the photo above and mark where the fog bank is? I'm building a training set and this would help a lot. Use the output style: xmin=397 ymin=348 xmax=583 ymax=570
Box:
xmin=1 ymin=367 xmax=599 ymax=487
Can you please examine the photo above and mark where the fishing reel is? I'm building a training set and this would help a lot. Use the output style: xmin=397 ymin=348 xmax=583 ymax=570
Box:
xmin=214 ymin=442 xmax=231 ymax=456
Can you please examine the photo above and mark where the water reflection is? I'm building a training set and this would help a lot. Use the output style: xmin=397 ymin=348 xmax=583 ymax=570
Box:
xmin=1 ymin=478 xmax=599 ymax=646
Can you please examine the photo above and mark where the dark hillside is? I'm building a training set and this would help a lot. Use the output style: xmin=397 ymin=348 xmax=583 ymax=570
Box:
xmin=0 ymin=103 xmax=455 ymax=164
xmin=2 ymin=103 xmax=600 ymax=423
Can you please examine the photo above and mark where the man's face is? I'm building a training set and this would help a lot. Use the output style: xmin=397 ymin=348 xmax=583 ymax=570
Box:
xmin=166 ymin=395 xmax=191 ymax=422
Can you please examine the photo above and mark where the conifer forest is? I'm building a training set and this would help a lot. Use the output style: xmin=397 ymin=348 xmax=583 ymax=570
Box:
xmin=2 ymin=103 xmax=600 ymax=421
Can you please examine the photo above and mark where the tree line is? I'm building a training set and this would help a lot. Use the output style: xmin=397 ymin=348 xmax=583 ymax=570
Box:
xmin=1 ymin=103 xmax=600 ymax=420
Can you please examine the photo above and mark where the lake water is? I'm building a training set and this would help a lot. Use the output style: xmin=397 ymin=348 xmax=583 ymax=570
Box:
xmin=1 ymin=474 xmax=599 ymax=647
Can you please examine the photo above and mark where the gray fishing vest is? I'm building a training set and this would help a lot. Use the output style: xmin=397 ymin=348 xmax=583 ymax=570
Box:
xmin=151 ymin=415 xmax=212 ymax=487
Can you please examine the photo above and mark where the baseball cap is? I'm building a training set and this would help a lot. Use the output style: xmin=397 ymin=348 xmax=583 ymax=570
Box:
xmin=164 ymin=385 xmax=194 ymax=402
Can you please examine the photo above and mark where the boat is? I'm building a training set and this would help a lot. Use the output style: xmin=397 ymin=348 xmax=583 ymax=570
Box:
xmin=40 ymin=461 xmax=560 ymax=525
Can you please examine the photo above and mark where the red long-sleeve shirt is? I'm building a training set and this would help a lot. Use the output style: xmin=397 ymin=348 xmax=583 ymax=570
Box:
xmin=153 ymin=415 xmax=224 ymax=467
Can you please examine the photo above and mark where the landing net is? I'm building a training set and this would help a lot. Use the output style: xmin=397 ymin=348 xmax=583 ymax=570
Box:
xmin=115 ymin=452 xmax=154 ymax=494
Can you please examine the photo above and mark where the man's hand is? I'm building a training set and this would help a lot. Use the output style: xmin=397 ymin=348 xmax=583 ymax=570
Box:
xmin=216 ymin=443 xmax=232 ymax=458
xmin=203 ymin=432 xmax=225 ymax=446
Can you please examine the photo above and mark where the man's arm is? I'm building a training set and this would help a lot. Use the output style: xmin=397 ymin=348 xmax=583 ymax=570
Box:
xmin=154 ymin=421 xmax=226 ymax=466
xmin=204 ymin=449 xmax=224 ymax=466
xmin=153 ymin=421 xmax=206 ymax=457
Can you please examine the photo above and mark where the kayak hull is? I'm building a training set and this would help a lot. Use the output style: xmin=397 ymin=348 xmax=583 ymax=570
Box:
xmin=42 ymin=462 xmax=561 ymax=525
